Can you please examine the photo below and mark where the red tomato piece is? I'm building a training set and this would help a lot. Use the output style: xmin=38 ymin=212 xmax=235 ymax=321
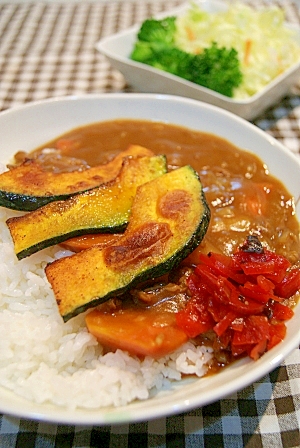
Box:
xmin=187 ymin=272 xmax=212 ymax=299
xmin=180 ymin=246 xmax=295 ymax=361
xmin=267 ymin=323 xmax=287 ymax=350
xmin=257 ymin=275 xmax=275 ymax=293
xmin=217 ymin=277 xmax=265 ymax=314
xmin=230 ymin=317 xmax=244 ymax=332
xmin=232 ymin=315 xmax=269 ymax=346
xmin=198 ymin=252 xmax=247 ymax=284
xmin=232 ymin=324 xmax=257 ymax=346
xmin=217 ymin=329 xmax=232 ymax=350
xmin=274 ymin=268 xmax=300 ymax=298
xmin=250 ymin=338 xmax=268 ymax=361
xmin=213 ymin=311 xmax=237 ymax=337
xmin=233 ymin=250 xmax=290 ymax=282
xmin=250 ymin=315 xmax=270 ymax=334
xmin=231 ymin=343 xmax=252 ymax=357
xmin=176 ymin=297 xmax=215 ymax=338
xmin=207 ymin=296 xmax=230 ymax=323
xmin=193 ymin=264 xmax=219 ymax=294
xmin=238 ymin=283 xmax=280 ymax=304
xmin=269 ymin=302 xmax=294 ymax=321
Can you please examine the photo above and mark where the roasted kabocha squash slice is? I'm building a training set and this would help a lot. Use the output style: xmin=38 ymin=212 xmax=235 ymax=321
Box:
xmin=45 ymin=165 xmax=211 ymax=322
xmin=60 ymin=233 xmax=123 ymax=252
xmin=0 ymin=145 xmax=154 ymax=211
xmin=7 ymin=155 xmax=167 ymax=260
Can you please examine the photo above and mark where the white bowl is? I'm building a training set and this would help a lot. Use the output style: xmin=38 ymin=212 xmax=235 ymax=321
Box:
xmin=0 ymin=93 xmax=299 ymax=425
xmin=96 ymin=0 xmax=300 ymax=120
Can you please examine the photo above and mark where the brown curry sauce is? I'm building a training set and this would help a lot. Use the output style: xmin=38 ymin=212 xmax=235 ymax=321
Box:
xmin=29 ymin=118 xmax=300 ymax=262
xmin=21 ymin=119 xmax=300 ymax=370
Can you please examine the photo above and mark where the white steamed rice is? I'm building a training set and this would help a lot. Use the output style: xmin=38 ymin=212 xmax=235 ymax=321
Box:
xmin=0 ymin=163 xmax=213 ymax=410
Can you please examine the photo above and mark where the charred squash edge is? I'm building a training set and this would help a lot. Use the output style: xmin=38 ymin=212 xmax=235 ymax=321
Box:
xmin=45 ymin=165 xmax=211 ymax=322
xmin=0 ymin=145 xmax=154 ymax=211
xmin=63 ymin=195 xmax=210 ymax=322
xmin=7 ymin=155 xmax=167 ymax=260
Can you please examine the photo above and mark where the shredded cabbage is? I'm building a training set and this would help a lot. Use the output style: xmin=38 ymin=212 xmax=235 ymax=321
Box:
xmin=174 ymin=2 xmax=300 ymax=98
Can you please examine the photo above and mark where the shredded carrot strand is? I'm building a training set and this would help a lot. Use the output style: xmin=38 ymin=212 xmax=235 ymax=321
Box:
xmin=185 ymin=26 xmax=195 ymax=41
xmin=244 ymin=39 xmax=252 ymax=65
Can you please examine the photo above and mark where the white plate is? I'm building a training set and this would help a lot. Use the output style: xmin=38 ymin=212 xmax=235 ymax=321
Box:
xmin=95 ymin=0 xmax=300 ymax=120
xmin=0 ymin=93 xmax=299 ymax=425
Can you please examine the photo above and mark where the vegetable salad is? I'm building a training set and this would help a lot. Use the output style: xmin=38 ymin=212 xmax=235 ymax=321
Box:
xmin=131 ymin=2 xmax=300 ymax=99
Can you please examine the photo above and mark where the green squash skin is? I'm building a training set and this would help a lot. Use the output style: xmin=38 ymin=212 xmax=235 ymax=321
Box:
xmin=0 ymin=146 xmax=155 ymax=211
xmin=62 ymin=188 xmax=210 ymax=322
xmin=46 ymin=165 xmax=211 ymax=322
xmin=0 ymin=190 xmax=86 ymax=212
xmin=15 ymin=225 xmax=126 ymax=261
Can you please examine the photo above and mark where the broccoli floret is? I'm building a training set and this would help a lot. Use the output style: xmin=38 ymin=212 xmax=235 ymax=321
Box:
xmin=130 ymin=18 xmax=243 ymax=98
xmin=131 ymin=41 xmax=157 ymax=64
xmin=132 ymin=45 xmax=193 ymax=77
xmin=185 ymin=43 xmax=243 ymax=97
xmin=150 ymin=47 xmax=194 ymax=77
xmin=137 ymin=17 xmax=177 ymax=45
xmin=130 ymin=17 xmax=178 ymax=66
xmin=131 ymin=41 xmax=171 ymax=65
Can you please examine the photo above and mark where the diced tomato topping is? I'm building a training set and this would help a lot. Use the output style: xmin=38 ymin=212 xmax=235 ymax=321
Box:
xmin=193 ymin=265 xmax=219 ymax=294
xmin=233 ymin=250 xmax=291 ymax=282
xmin=274 ymin=269 xmax=300 ymax=299
xmin=232 ymin=316 xmax=269 ymax=346
xmin=217 ymin=277 xmax=265 ymax=314
xmin=250 ymin=339 xmax=268 ymax=361
xmin=187 ymin=272 xmax=212 ymax=299
xmin=198 ymin=252 xmax=247 ymax=284
xmin=176 ymin=238 xmax=298 ymax=361
xmin=216 ymin=329 xmax=232 ymax=350
xmin=213 ymin=311 xmax=237 ymax=337
xmin=176 ymin=297 xmax=215 ymax=338
xmin=231 ymin=316 xmax=270 ymax=360
xmin=268 ymin=302 xmax=294 ymax=321
xmin=267 ymin=323 xmax=287 ymax=350
xmin=238 ymin=282 xmax=280 ymax=304
xmin=231 ymin=343 xmax=252 ymax=357
xmin=230 ymin=317 xmax=244 ymax=332
xmin=257 ymin=275 xmax=275 ymax=292
xmin=207 ymin=296 xmax=231 ymax=322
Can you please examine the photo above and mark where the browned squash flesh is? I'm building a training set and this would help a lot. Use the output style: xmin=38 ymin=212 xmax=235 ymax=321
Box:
xmin=7 ymin=155 xmax=167 ymax=259
xmin=60 ymin=233 xmax=123 ymax=252
xmin=45 ymin=165 xmax=210 ymax=321
xmin=0 ymin=145 xmax=154 ymax=210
